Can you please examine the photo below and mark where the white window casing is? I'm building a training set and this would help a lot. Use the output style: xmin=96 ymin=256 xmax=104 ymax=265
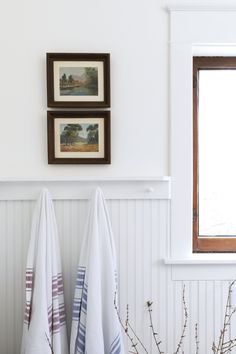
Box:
xmin=168 ymin=5 xmax=236 ymax=265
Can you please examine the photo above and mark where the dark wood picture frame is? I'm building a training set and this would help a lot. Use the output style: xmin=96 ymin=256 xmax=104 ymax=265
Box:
xmin=47 ymin=111 xmax=111 ymax=164
xmin=47 ymin=53 xmax=110 ymax=108
xmin=193 ymin=56 xmax=236 ymax=252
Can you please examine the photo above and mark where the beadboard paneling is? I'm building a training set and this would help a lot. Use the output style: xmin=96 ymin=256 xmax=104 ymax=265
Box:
xmin=1 ymin=183 xmax=236 ymax=354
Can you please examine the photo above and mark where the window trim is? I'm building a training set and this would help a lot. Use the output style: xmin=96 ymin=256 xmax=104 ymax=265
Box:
xmin=169 ymin=7 xmax=236 ymax=264
xmin=193 ymin=56 xmax=236 ymax=253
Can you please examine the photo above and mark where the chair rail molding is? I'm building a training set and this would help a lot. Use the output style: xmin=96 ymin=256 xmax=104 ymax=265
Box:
xmin=0 ymin=177 xmax=171 ymax=201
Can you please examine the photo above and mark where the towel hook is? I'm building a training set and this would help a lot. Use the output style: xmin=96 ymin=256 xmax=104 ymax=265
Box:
xmin=145 ymin=186 xmax=154 ymax=193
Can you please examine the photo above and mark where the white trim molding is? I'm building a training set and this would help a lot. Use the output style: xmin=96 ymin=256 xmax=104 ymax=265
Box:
xmin=169 ymin=8 xmax=236 ymax=260
xmin=164 ymin=257 xmax=236 ymax=265
xmin=0 ymin=177 xmax=171 ymax=201
xmin=167 ymin=4 xmax=236 ymax=13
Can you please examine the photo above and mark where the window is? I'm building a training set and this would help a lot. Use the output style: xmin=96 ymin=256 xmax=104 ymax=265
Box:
xmin=193 ymin=57 xmax=236 ymax=252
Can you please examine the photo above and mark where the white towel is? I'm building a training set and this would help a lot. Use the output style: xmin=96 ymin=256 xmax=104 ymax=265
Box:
xmin=21 ymin=189 xmax=69 ymax=354
xmin=70 ymin=187 xmax=124 ymax=354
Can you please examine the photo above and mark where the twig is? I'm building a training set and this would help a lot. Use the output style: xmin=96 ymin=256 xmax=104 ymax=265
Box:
xmin=174 ymin=285 xmax=188 ymax=354
xmin=195 ymin=323 xmax=199 ymax=354
xmin=125 ymin=306 xmax=149 ymax=354
xmin=114 ymin=281 xmax=236 ymax=354
xmin=212 ymin=280 xmax=236 ymax=354
xmin=114 ymin=292 xmax=139 ymax=354
xmin=45 ymin=332 xmax=54 ymax=354
xmin=147 ymin=301 xmax=164 ymax=354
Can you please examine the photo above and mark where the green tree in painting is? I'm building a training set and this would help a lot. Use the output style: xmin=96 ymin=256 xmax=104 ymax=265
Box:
xmin=61 ymin=124 xmax=82 ymax=145
xmin=68 ymin=74 xmax=74 ymax=85
xmin=60 ymin=73 xmax=68 ymax=87
xmin=87 ymin=124 xmax=98 ymax=144
xmin=85 ymin=68 xmax=98 ymax=91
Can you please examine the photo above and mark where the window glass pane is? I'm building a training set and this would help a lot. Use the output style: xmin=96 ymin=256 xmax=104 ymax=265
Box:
xmin=199 ymin=70 xmax=236 ymax=236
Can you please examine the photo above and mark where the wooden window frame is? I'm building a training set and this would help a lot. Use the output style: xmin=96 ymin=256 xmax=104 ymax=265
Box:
xmin=193 ymin=56 xmax=236 ymax=253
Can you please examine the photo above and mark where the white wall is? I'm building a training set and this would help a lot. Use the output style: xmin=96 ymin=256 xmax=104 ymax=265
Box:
xmin=1 ymin=0 xmax=229 ymax=179
xmin=0 ymin=0 xmax=170 ymax=179
xmin=2 ymin=1 xmax=236 ymax=354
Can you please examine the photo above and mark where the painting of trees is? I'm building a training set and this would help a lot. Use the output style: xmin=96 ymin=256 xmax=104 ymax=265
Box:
xmin=60 ymin=73 xmax=67 ymax=87
xmin=60 ymin=124 xmax=82 ymax=146
xmin=84 ymin=68 xmax=98 ymax=90
xmin=68 ymin=74 xmax=74 ymax=85
xmin=86 ymin=124 xmax=98 ymax=144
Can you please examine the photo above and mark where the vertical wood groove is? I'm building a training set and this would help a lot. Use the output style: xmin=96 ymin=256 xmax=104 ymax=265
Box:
xmin=0 ymin=198 xmax=234 ymax=353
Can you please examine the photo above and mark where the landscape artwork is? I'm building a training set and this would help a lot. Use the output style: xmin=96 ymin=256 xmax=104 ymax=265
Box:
xmin=60 ymin=123 xmax=99 ymax=153
xmin=47 ymin=111 xmax=110 ymax=164
xmin=59 ymin=66 xmax=98 ymax=96
xmin=47 ymin=53 xmax=110 ymax=107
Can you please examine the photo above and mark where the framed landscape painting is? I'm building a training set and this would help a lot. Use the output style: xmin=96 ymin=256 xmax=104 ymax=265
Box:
xmin=47 ymin=111 xmax=111 ymax=164
xmin=47 ymin=53 xmax=110 ymax=108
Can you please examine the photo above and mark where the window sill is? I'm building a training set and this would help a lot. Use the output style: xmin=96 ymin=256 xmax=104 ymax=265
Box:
xmin=164 ymin=256 xmax=236 ymax=265
xmin=164 ymin=256 xmax=236 ymax=280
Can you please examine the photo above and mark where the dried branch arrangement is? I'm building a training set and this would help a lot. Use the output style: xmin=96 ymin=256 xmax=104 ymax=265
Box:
xmin=212 ymin=280 xmax=236 ymax=354
xmin=115 ymin=281 xmax=236 ymax=354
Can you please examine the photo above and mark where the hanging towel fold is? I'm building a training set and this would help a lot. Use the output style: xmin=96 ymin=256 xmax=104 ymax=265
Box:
xmin=70 ymin=187 xmax=124 ymax=354
xmin=21 ymin=188 xmax=69 ymax=354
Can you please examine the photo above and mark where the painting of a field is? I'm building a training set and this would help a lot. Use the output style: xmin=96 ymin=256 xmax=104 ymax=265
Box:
xmin=59 ymin=67 xmax=98 ymax=96
xmin=47 ymin=110 xmax=110 ymax=164
xmin=60 ymin=123 xmax=99 ymax=153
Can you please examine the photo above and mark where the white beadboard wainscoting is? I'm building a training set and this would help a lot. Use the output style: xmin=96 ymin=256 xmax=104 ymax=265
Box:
xmin=1 ymin=178 xmax=236 ymax=354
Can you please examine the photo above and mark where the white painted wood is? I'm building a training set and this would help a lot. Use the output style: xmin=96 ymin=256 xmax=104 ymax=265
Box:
xmin=0 ymin=176 xmax=171 ymax=182
xmin=188 ymin=281 xmax=198 ymax=354
xmin=2 ymin=182 xmax=236 ymax=353
xmin=167 ymin=3 xmax=236 ymax=12
xmin=171 ymin=264 xmax=236 ymax=281
xmin=170 ymin=42 xmax=193 ymax=259
xmin=0 ymin=179 xmax=171 ymax=201
xmin=170 ymin=8 xmax=236 ymax=261
xmin=206 ymin=282 xmax=215 ymax=351
xmin=164 ymin=257 xmax=236 ymax=265
xmin=198 ymin=281 xmax=207 ymax=353
xmin=170 ymin=11 xmax=236 ymax=44
xmin=192 ymin=44 xmax=236 ymax=56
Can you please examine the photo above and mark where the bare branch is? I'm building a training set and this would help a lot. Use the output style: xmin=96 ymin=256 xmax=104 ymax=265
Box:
xmin=212 ymin=280 xmax=236 ymax=354
xmin=45 ymin=332 xmax=54 ymax=354
xmin=174 ymin=285 xmax=188 ymax=354
xmin=147 ymin=301 xmax=164 ymax=354
xmin=126 ymin=304 xmax=149 ymax=353
xmin=195 ymin=323 xmax=199 ymax=354
xmin=114 ymin=292 xmax=139 ymax=354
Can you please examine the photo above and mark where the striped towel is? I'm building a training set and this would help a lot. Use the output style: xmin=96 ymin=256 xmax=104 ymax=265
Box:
xmin=70 ymin=187 xmax=124 ymax=354
xmin=21 ymin=188 xmax=69 ymax=354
